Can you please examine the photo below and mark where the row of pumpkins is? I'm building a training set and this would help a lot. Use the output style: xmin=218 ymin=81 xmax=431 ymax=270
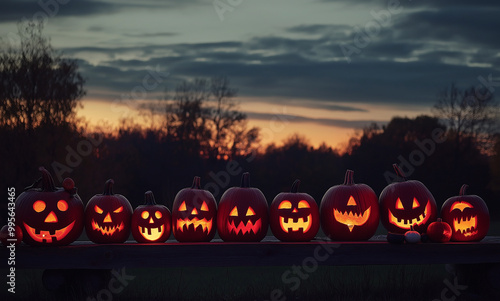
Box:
xmin=3 ymin=165 xmax=490 ymax=246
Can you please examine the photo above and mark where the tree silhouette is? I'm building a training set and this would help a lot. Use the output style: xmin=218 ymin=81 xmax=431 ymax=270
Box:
xmin=0 ymin=21 xmax=85 ymax=131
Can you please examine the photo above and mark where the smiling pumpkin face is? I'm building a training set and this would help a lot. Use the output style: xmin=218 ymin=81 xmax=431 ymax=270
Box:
xmin=172 ymin=177 xmax=217 ymax=242
xmin=441 ymin=184 xmax=489 ymax=241
xmin=15 ymin=168 xmax=84 ymax=246
xmin=379 ymin=164 xmax=437 ymax=234
xmin=84 ymin=179 xmax=133 ymax=243
xmin=270 ymin=180 xmax=319 ymax=242
xmin=320 ymin=170 xmax=379 ymax=241
xmin=217 ymin=173 xmax=268 ymax=242
xmin=131 ymin=191 xmax=171 ymax=243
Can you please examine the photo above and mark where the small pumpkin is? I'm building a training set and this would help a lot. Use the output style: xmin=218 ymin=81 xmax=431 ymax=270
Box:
xmin=320 ymin=170 xmax=380 ymax=240
xmin=379 ymin=164 xmax=437 ymax=234
xmin=172 ymin=176 xmax=217 ymax=242
xmin=441 ymin=184 xmax=489 ymax=242
xmin=426 ymin=218 xmax=452 ymax=243
xmin=270 ymin=180 xmax=320 ymax=242
xmin=84 ymin=179 xmax=133 ymax=243
xmin=404 ymin=225 xmax=421 ymax=243
xmin=0 ymin=225 xmax=23 ymax=246
xmin=217 ymin=172 xmax=269 ymax=242
xmin=15 ymin=167 xmax=84 ymax=246
xmin=131 ymin=191 xmax=171 ymax=243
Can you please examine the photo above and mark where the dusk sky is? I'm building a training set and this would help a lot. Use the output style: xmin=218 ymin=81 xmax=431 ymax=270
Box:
xmin=1 ymin=0 xmax=498 ymax=148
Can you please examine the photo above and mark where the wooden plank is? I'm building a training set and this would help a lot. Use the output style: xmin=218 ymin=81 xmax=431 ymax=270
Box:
xmin=2 ymin=236 xmax=500 ymax=269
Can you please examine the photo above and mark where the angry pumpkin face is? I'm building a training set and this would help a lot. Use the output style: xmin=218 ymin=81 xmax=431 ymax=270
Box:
xmin=270 ymin=180 xmax=320 ymax=241
xmin=131 ymin=191 xmax=172 ymax=243
xmin=379 ymin=164 xmax=437 ymax=234
xmin=84 ymin=179 xmax=133 ymax=243
xmin=172 ymin=176 xmax=217 ymax=242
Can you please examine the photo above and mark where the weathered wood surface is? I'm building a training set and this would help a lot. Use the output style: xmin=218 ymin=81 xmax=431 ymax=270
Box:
xmin=2 ymin=236 xmax=500 ymax=269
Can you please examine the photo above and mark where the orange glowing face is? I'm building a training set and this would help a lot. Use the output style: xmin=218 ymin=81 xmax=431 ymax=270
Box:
xmin=387 ymin=197 xmax=432 ymax=230
xmin=176 ymin=201 xmax=213 ymax=234
xmin=91 ymin=205 xmax=126 ymax=236
xmin=277 ymin=200 xmax=313 ymax=233
xmin=226 ymin=206 xmax=262 ymax=235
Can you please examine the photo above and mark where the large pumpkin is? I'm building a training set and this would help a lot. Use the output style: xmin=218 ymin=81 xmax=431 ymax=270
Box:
xmin=217 ymin=172 xmax=269 ymax=242
xmin=320 ymin=170 xmax=379 ymax=240
xmin=172 ymin=176 xmax=217 ymax=242
xmin=441 ymin=184 xmax=489 ymax=241
xmin=15 ymin=167 xmax=84 ymax=246
xmin=379 ymin=164 xmax=437 ymax=234
xmin=270 ymin=180 xmax=319 ymax=242
xmin=84 ymin=179 xmax=133 ymax=243
xmin=131 ymin=191 xmax=171 ymax=243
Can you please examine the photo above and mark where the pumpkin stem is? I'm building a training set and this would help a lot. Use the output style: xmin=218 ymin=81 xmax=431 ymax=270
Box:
xmin=459 ymin=184 xmax=469 ymax=196
xmin=392 ymin=164 xmax=407 ymax=181
xmin=103 ymin=179 xmax=114 ymax=195
xmin=24 ymin=177 xmax=42 ymax=191
xmin=144 ymin=191 xmax=157 ymax=205
xmin=240 ymin=172 xmax=250 ymax=188
xmin=291 ymin=179 xmax=301 ymax=193
xmin=191 ymin=176 xmax=202 ymax=189
xmin=410 ymin=225 xmax=414 ymax=231
xmin=343 ymin=170 xmax=355 ymax=185
xmin=39 ymin=167 xmax=57 ymax=191
xmin=437 ymin=218 xmax=442 ymax=222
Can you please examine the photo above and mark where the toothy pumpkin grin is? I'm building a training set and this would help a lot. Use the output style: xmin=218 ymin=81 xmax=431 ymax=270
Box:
xmin=388 ymin=201 xmax=431 ymax=230
xmin=227 ymin=219 xmax=262 ymax=235
xmin=91 ymin=220 xmax=124 ymax=236
xmin=333 ymin=207 xmax=371 ymax=232
xmin=139 ymin=225 xmax=164 ymax=241
xmin=453 ymin=216 xmax=477 ymax=237
xmin=176 ymin=217 xmax=212 ymax=233
xmin=279 ymin=214 xmax=312 ymax=233
xmin=23 ymin=221 xmax=75 ymax=243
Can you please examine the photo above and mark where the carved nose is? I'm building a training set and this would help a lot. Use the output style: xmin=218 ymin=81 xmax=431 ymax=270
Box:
xmin=292 ymin=208 xmax=298 ymax=213
xmin=149 ymin=217 xmax=154 ymax=224
xmin=191 ymin=208 xmax=198 ymax=215
xmin=45 ymin=211 xmax=58 ymax=223
xmin=103 ymin=213 xmax=112 ymax=223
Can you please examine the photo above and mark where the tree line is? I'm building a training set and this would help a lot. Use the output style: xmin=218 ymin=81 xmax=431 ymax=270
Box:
xmin=1 ymin=22 xmax=499 ymax=226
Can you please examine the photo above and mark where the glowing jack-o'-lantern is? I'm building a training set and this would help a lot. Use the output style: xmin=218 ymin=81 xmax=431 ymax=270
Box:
xmin=172 ymin=176 xmax=217 ymax=242
xmin=320 ymin=170 xmax=380 ymax=240
xmin=14 ymin=167 xmax=84 ymax=246
xmin=270 ymin=180 xmax=319 ymax=241
xmin=441 ymin=184 xmax=489 ymax=241
xmin=84 ymin=179 xmax=133 ymax=243
xmin=217 ymin=172 xmax=269 ymax=242
xmin=379 ymin=164 xmax=437 ymax=234
xmin=131 ymin=191 xmax=171 ymax=243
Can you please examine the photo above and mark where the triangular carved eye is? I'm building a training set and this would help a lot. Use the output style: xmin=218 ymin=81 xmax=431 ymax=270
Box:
xmin=347 ymin=196 xmax=356 ymax=206
xmin=113 ymin=206 xmax=123 ymax=213
xmin=200 ymin=201 xmax=209 ymax=211
xmin=412 ymin=198 xmax=420 ymax=209
xmin=246 ymin=207 xmax=255 ymax=216
xmin=95 ymin=205 xmax=104 ymax=214
xmin=179 ymin=201 xmax=187 ymax=212
xmin=396 ymin=198 xmax=404 ymax=210
xmin=229 ymin=206 xmax=238 ymax=216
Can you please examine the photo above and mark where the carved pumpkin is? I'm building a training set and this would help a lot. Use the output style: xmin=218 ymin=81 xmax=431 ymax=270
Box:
xmin=131 ymin=191 xmax=171 ymax=243
xmin=320 ymin=170 xmax=379 ymax=240
xmin=14 ymin=167 xmax=84 ymax=246
xmin=217 ymin=172 xmax=269 ymax=242
xmin=0 ymin=225 xmax=23 ymax=246
xmin=172 ymin=176 xmax=217 ymax=242
xmin=84 ymin=179 xmax=133 ymax=243
xmin=379 ymin=164 xmax=437 ymax=234
xmin=270 ymin=180 xmax=320 ymax=242
xmin=441 ymin=184 xmax=489 ymax=241
xmin=426 ymin=218 xmax=452 ymax=243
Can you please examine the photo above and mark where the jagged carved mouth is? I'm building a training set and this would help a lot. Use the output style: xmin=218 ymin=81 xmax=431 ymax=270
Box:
xmin=388 ymin=201 xmax=431 ymax=230
xmin=453 ymin=215 xmax=478 ymax=237
xmin=176 ymin=217 xmax=213 ymax=233
xmin=334 ymin=207 xmax=371 ymax=232
xmin=227 ymin=219 xmax=262 ymax=235
xmin=91 ymin=220 xmax=124 ymax=236
xmin=139 ymin=225 xmax=164 ymax=241
xmin=24 ymin=221 xmax=75 ymax=243
xmin=279 ymin=214 xmax=312 ymax=233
